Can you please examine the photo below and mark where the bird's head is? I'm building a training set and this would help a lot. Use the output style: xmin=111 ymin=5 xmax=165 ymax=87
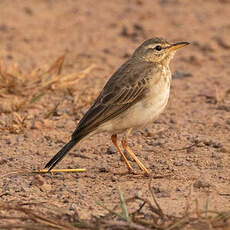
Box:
xmin=132 ymin=37 xmax=189 ymax=65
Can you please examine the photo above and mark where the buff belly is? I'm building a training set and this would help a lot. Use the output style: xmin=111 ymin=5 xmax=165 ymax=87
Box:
xmin=97 ymin=77 xmax=171 ymax=134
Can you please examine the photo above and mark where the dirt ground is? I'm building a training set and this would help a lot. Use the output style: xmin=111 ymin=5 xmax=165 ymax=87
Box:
xmin=0 ymin=0 xmax=230 ymax=224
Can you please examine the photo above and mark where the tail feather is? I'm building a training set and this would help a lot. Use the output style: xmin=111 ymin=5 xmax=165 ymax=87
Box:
xmin=44 ymin=138 xmax=80 ymax=171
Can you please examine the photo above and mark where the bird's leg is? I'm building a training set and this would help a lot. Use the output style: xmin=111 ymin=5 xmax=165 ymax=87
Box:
xmin=111 ymin=134 xmax=134 ymax=172
xmin=121 ymin=135 xmax=150 ymax=176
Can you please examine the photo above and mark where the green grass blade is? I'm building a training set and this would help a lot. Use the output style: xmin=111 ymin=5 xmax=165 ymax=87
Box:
xmin=118 ymin=187 xmax=130 ymax=222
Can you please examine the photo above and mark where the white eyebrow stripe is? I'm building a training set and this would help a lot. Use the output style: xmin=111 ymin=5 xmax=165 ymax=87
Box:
xmin=145 ymin=44 xmax=170 ymax=50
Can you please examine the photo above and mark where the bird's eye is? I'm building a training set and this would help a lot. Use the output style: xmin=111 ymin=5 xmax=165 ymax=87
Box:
xmin=155 ymin=45 xmax=162 ymax=51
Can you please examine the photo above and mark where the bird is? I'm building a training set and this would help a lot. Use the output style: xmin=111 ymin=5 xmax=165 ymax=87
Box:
xmin=44 ymin=37 xmax=189 ymax=175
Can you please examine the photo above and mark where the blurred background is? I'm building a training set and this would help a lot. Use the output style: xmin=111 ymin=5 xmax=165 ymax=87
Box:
xmin=0 ymin=0 xmax=230 ymax=228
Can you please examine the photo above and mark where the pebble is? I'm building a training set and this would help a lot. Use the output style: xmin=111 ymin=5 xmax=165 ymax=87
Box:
xmin=0 ymin=159 xmax=7 ymax=165
xmin=111 ymin=175 xmax=117 ymax=182
xmin=5 ymin=139 xmax=11 ymax=144
xmin=172 ymin=71 xmax=192 ymax=79
xmin=187 ymin=55 xmax=202 ymax=66
xmin=98 ymin=164 xmax=109 ymax=173
xmin=152 ymin=186 xmax=170 ymax=198
xmin=31 ymin=175 xmax=52 ymax=192
xmin=173 ymin=161 xmax=184 ymax=166
xmin=106 ymin=146 xmax=117 ymax=155
xmin=193 ymin=177 xmax=211 ymax=189
xmin=221 ymin=143 xmax=230 ymax=153
xmin=215 ymin=35 xmax=230 ymax=49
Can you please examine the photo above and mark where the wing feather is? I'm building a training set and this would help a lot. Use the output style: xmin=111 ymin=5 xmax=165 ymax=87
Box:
xmin=72 ymin=60 xmax=158 ymax=138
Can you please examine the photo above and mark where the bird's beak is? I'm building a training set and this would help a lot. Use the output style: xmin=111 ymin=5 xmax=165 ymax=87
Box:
xmin=169 ymin=42 xmax=190 ymax=51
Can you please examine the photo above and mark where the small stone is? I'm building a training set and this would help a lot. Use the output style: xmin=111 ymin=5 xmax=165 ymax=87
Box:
xmin=0 ymin=101 xmax=12 ymax=113
xmin=98 ymin=167 xmax=108 ymax=173
xmin=152 ymin=142 xmax=163 ymax=147
xmin=103 ymin=48 xmax=110 ymax=54
xmin=196 ymin=141 xmax=205 ymax=147
xmin=211 ymin=152 xmax=221 ymax=159
xmin=31 ymin=175 xmax=52 ymax=192
xmin=144 ymin=128 xmax=155 ymax=137
xmin=173 ymin=161 xmax=184 ymax=166
xmin=172 ymin=71 xmax=192 ymax=79
xmin=0 ymin=24 xmax=7 ymax=32
xmin=152 ymin=186 xmax=170 ymax=198
xmin=122 ymin=52 xmax=131 ymax=58
xmin=187 ymin=55 xmax=202 ymax=66
xmin=215 ymin=35 xmax=230 ymax=49
xmin=24 ymin=7 xmax=33 ymax=16
xmin=217 ymin=105 xmax=230 ymax=112
xmin=111 ymin=175 xmax=117 ymax=182
xmin=31 ymin=120 xmax=42 ymax=129
xmin=43 ymin=119 xmax=55 ymax=128
xmin=194 ymin=178 xmax=211 ymax=189
xmin=203 ymin=140 xmax=221 ymax=148
xmin=35 ymin=151 xmax=41 ymax=156
xmin=0 ymin=159 xmax=7 ymax=165
xmin=213 ymin=143 xmax=222 ymax=149
xmin=7 ymin=55 xmax=13 ymax=60
xmin=135 ymin=190 xmax=143 ymax=197
xmin=169 ymin=118 xmax=176 ymax=124
xmin=31 ymin=175 xmax=45 ymax=186
xmin=5 ymin=139 xmax=11 ymax=144
xmin=40 ymin=183 xmax=52 ymax=192
xmin=106 ymin=146 xmax=117 ymax=155
xmin=221 ymin=143 xmax=230 ymax=153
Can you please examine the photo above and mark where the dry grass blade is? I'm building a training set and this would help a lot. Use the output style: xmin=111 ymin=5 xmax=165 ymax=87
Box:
xmin=0 ymin=223 xmax=58 ymax=230
xmin=48 ymin=64 xmax=95 ymax=90
xmin=0 ymin=55 xmax=94 ymax=97
xmin=149 ymin=178 xmax=165 ymax=220
xmin=96 ymin=200 xmax=126 ymax=220
xmin=46 ymin=55 xmax=65 ymax=75
xmin=205 ymin=193 xmax=209 ymax=218
xmin=211 ymin=211 xmax=230 ymax=228
xmin=36 ymin=168 xmax=86 ymax=173
xmin=0 ymin=192 xmax=229 ymax=229
xmin=184 ymin=184 xmax=193 ymax=216
xmin=165 ymin=216 xmax=189 ymax=230
xmin=0 ymin=168 xmax=86 ymax=179
xmin=44 ymin=102 xmax=60 ymax=119
xmin=3 ymin=112 xmax=28 ymax=134
xmin=0 ymin=56 xmax=95 ymax=134
xmin=0 ymin=170 xmax=32 ymax=179
xmin=103 ymin=220 xmax=152 ymax=230
xmin=132 ymin=196 xmax=163 ymax=220
xmin=0 ymin=202 xmax=76 ymax=230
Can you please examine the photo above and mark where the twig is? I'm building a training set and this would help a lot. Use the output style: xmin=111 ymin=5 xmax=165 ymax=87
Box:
xmin=170 ymin=143 xmax=197 ymax=151
xmin=131 ymin=201 xmax=146 ymax=216
xmin=0 ymin=192 xmax=10 ymax=198
xmin=149 ymin=178 xmax=165 ymax=220
xmin=35 ymin=168 xmax=86 ymax=173
xmin=1 ymin=168 xmax=86 ymax=178
xmin=104 ymin=220 xmax=152 ymax=230
xmin=205 ymin=192 xmax=209 ymax=218
xmin=165 ymin=216 xmax=189 ymax=230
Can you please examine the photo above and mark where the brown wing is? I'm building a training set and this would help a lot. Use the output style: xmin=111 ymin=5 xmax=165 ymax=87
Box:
xmin=72 ymin=60 xmax=158 ymax=139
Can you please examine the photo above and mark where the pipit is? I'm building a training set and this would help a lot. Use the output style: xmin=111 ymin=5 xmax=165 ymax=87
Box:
xmin=44 ymin=37 xmax=189 ymax=175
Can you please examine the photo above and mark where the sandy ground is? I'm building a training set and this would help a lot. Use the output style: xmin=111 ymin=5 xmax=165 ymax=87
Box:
xmin=0 ymin=0 xmax=230 ymax=221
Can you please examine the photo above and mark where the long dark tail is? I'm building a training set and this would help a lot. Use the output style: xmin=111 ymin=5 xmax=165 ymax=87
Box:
xmin=44 ymin=136 xmax=82 ymax=171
